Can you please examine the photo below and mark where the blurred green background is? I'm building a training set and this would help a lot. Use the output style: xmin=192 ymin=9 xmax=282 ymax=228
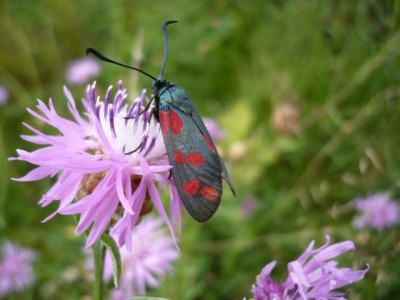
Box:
xmin=1 ymin=0 xmax=400 ymax=299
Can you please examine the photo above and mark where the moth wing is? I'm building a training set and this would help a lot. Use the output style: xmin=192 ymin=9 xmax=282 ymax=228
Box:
xmin=189 ymin=107 xmax=236 ymax=196
xmin=159 ymin=106 xmax=223 ymax=222
xmin=163 ymin=86 xmax=236 ymax=196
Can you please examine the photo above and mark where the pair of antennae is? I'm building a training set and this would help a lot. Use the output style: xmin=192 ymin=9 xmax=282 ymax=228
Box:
xmin=86 ymin=20 xmax=178 ymax=81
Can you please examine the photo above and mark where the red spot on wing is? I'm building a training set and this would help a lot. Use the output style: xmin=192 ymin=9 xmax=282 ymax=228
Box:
xmin=183 ymin=179 xmax=200 ymax=195
xmin=159 ymin=111 xmax=168 ymax=136
xmin=201 ymin=185 xmax=219 ymax=201
xmin=168 ymin=110 xmax=183 ymax=134
xmin=186 ymin=152 xmax=206 ymax=167
xmin=203 ymin=135 xmax=216 ymax=153
xmin=173 ymin=150 xmax=185 ymax=164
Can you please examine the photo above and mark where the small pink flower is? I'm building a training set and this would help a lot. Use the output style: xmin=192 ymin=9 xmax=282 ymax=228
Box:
xmin=101 ymin=216 xmax=179 ymax=299
xmin=352 ymin=193 xmax=400 ymax=231
xmin=241 ymin=196 xmax=257 ymax=217
xmin=11 ymin=82 xmax=184 ymax=249
xmin=251 ymin=236 xmax=368 ymax=300
xmin=0 ymin=241 xmax=36 ymax=296
xmin=0 ymin=85 xmax=9 ymax=105
xmin=203 ymin=118 xmax=225 ymax=142
xmin=66 ymin=57 xmax=101 ymax=85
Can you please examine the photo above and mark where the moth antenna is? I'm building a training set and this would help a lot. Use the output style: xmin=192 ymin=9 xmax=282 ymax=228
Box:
xmin=86 ymin=48 xmax=157 ymax=81
xmin=160 ymin=20 xmax=178 ymax=78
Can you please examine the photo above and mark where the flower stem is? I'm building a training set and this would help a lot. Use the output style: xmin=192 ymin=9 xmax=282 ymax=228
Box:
xmin=92 ymin=240 xmax=105 ymax=300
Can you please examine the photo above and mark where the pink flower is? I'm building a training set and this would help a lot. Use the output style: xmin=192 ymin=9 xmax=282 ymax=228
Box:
xmin=352 ymin=193 xmax=400 ymax=231
xmin=240 ymin=196 xmax=257 ymax=217
xmin=100 ymin=216 xmax=179 ymax=299
xmin=11 ymin=82 xmax=183 ymax=249
xmin=203 ymin=118 xmax=225 ymax=142
xmin=0 ymin=241 xmax=36 ymax=296
xmin=251 ymin=236 xmax=368 ymax=300
xmin=0 ymin=85 xmax=9 ymax=105
xmin=66 ymin=57 xmax=101 ymax=84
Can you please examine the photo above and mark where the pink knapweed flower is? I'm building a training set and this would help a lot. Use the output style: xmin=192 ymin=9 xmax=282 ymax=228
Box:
xmin=0 ymin=85 xmax=9 ymax=105
xmin=203 ymin=118 xmax=225 ymax=142
xmin=66 ymin=57 xmax=101 ymax=85
xmin=99 ymin=216 xmax=179 ymax=299
xmin=251 ymin=236 xmax=368 ymax=300
xmin=11 ymin=82 xmax=183 ymax=249
xmin=241 ymin=195 xmax=257 ymax=217
xmin=352 ymin=193 xmax=400 ymax=231
xmin=0 ymin=241 xmax=36 ymax=296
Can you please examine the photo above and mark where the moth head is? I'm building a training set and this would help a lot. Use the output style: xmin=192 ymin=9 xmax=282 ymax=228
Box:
xmin=152 ymin=76 xmax=171 ymax=95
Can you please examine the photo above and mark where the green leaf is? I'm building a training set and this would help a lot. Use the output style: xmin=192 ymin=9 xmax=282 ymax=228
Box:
xmin=100 ymin=234 xmax=121 ymax=288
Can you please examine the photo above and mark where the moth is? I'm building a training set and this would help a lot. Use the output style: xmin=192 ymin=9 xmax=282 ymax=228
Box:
xmin=87 ymin=20 xmax=235 ymax=222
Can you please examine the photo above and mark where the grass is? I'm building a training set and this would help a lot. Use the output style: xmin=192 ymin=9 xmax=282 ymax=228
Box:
xmin=1 ymin=0 xmax=400 ymax=299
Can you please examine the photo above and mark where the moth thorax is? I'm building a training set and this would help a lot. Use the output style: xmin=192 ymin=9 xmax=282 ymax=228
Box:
xmin=76 ymin=172 xmax=153 ymax=226
xmin=152 ymin=78 xmax=170 ymax=94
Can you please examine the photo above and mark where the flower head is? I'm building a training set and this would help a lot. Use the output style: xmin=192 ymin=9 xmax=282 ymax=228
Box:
xmin=0 ymin=241 xmax=36 ymax=296
xmin=11 ymin=82 xmax=183 ymax=248
xmin=241 ymin=195 xmax=257 ymax=217
xmin=251 ymin=236 xmax=368 ymax=300
xmin=99 ymin=216 xmax=179 ymax=299
xmin=271 ymin=100 xmax=301 ymax=136
xmin=66 ymin=57 xmax=102 ymax=85
xmin=0 ymin=85 xmax=9 ymax=105
xmin=203 ymin=118 xmax=225 ymax=142
xmin=352 ymin=193 xmax=400 ymax=231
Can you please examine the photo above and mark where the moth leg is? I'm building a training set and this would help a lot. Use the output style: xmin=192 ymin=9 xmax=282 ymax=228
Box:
xmin=142 ymin=96 xmax=159 ymax=122
xmin=124 ymin=96 xmax=155 ymax=120
xmin=141 ymin=96 xmax=155 ymax=114
xmin=142 ymin=103 xmax=158 ymax=123
xmin=124 ymin=142 xmax=142 ymax=155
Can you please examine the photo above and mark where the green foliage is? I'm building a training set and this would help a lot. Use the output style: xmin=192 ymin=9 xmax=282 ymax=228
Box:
xmin=100 ymin=234 xmax=121 ymax=289
xmin=1 ymin=0 xmax=399 ymax=299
